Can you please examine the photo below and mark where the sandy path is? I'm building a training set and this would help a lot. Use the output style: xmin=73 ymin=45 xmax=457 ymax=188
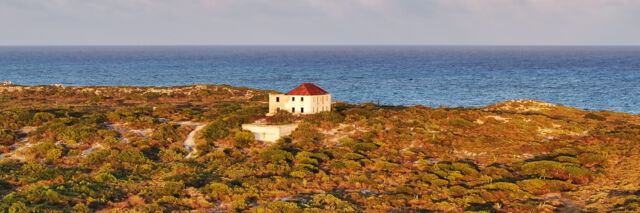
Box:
xmin=176 ymin=122 xmax=207 ymax=158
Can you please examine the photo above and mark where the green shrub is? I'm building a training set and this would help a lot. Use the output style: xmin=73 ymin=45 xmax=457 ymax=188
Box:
xmin=199 ymin=120 xmax=232 ymax=143
xmin=517 ymin=179 xmax=572 ymax=195
xmin=0 ymin=130 xmax=17 ymax=144
xmin=449 ymin=119 xmax=474 ymax=128
xmin=234 ymin=131 xmax=255 ymax=146
xmin=482 ymin=166 xmax=514 ymax=180
xmin=584 ymin=113 xmax=606 ymax=121
xmin=112 ymin=149 xmax=148 ymax=170
xmin=521 ymin=160 xmax=565 ymax=179
xmin=552 ymin=147 xmax=579 ymax=156
xmin=264 ymin=201 xmax=301 ymax=212
xmin=45 ymin=149 xmax=62 ymax=164
xmin=451 ymin=162 xmax=478 ymax=175
xmin=520 ymin=160 xmax=591 ymax=183
xmin=206 ymin=182 xmax=232 ymax=201
xmin=267 ymin=111 xmax=295 ymax=125
xmin=374 ymin=161 xmax=400 ymax=171
xmin=258 ymin=149 xmax=293 ymax=163
xmin=159 ymin=149 xmax=183 ymax=163
xmin=33 ymin=112 xmax=55 ymax=125
xmin=150 ymin=123 xmax=182 ymax=145
xmin=72 ymin=203 xmax=89 ymax=213
xmin=340 ymin=137 xmax=378 ymax=152
xmin=311 ymin=194 xmax=357 ymax=212
xmin=290 ymin=169 xmax=314 ymax=178
xmin=578 ymin=153 xmax=607 ymax=167
xmin=555 ymin=156 xmax=580 ymax=164
xmin=482 ymin=182 xmax=523 ymax=192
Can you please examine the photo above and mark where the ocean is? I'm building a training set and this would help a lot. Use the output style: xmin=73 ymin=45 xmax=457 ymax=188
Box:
xmin=0 ymin=46 xmax=639 ymax=113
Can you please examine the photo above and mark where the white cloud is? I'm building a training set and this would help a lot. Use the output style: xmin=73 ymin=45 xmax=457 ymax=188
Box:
xmin=0 ymin=0 xmax=638 ymax=45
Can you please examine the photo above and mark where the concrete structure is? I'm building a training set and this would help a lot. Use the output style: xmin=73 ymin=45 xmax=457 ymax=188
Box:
xmin=241 ymin=123 xmax=299 ymax=142
xmin=268 ymin=83 xmax=331 ymax=116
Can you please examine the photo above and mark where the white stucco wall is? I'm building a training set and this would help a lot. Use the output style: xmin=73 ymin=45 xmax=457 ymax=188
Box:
xmin=241 ymin=123 xmax=299 ymax=142
xmin=268 ymin=93 xmax=331 ymax=115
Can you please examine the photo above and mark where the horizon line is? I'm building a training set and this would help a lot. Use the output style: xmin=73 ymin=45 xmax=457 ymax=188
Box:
xmin=1 ymin=44 xmax=640 ymax=47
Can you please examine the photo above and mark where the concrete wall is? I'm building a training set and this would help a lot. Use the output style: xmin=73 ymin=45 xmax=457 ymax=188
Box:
xmin=241 ymin=123 xmax=299 ymax=142
xmin=268 ymin=93 xmax=331 ymax=116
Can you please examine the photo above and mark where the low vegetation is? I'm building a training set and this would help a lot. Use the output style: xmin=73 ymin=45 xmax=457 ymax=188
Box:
xmin=0 ymin=85 xmax=639 ymax=212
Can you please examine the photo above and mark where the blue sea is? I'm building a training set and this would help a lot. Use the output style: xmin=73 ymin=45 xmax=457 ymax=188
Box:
xmin=1 ymin=46 xmax=639 ymax=113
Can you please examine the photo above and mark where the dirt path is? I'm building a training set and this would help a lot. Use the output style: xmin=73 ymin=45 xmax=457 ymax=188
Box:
xmin=0 ymin=126 xmax=37 ymax=161
xmin=176 ymin=122 xmax=207 ymax=158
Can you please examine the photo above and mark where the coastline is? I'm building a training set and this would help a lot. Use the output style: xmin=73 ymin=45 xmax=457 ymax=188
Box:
xmin=1 ymin=83 xmax=637 ymax=115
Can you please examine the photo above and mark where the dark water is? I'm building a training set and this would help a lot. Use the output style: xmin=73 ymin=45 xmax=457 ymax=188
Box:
xmin=1 ymin=46 xmax=639 ymax=113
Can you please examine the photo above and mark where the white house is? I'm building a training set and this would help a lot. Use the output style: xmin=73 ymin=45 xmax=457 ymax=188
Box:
xmin=268 ymin=83 xmax=331 ymax=116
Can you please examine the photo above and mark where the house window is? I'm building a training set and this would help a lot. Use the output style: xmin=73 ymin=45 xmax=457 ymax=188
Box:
xmin=292 ymin=97 xmax=295 ymax=101
xmin=276 ymin=97 xmax=279 ymax=102
xmin=301 ymin=97 xmax=304 ymax=102
xmin=301 ymin=107 xmax=304 ymax=113
xmin=277 ymin=107 xmax=280 ymax=112
xmin=292 ymin=107 xmax=295 ymax=113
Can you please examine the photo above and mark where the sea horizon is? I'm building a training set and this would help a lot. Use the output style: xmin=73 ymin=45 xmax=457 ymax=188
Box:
xmin=1 ymin=45 xmax=639 ymax=113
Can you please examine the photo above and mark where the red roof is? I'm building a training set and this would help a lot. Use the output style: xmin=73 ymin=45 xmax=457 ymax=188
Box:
xmin=286 ymin=83 xmax=329 ymax=96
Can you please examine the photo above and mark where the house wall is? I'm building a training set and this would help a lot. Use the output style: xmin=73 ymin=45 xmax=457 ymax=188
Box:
xmin=268 ymin=93 xmax=331 ymax=115
xmin=268 ymin=93 xmax=289 ymax=115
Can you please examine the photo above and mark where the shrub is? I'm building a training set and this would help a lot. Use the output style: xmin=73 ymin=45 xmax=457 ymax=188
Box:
xmin=552 ymin=147 xmax=579 ymax=156
xmin=482 ymin=166 xmax=514 ymax=180
xmin=555 ymin=156 xmax=580 ymax=164
xmin=343 ymin=152 xmax=365 ymax=160
xmin=311 ymin=194 xmax=356 ymax=212
xmin=520 ymin=160 xmax=591 ymax=183
xmin=449 ymin=119 xmax=474 ymax=128
xmin=33 ymin=112 xmax=55 ymax=125
xmin=234 ymin=131 xmax=255 ymax=147
xmin=451 ymin=162 xmax=478 ymax=175
xmin=343 ymin=160 xmax=362 ymax=171
xmin=517 ymin=179 xmax=572 ymax=195
xmin=340 ymin=137 xmax=378 ymax=152
xmin=45 ymin=149 xmax=62 ymax=164
xmin=156 ymin=196 xmax=181 ymax=209
xmin=72 ymin=203 xmax=89 ymax=213
xmin=481 ymin=182 xmax=524 ymax=193
xmin=374 ymin=161 xmax=400 ymax=171
xmin=264 ymin=201 xmax=301 ymax=212
xmin=159 ymin=149 xmax=183 ymax=163
xmin=199 ymin=121 xmax=231 ymax=143
xmin=578 ymin=153 xmax=607 ymax=168
xmin=93 ymin=172 xmax=117 ymax=183
xmin=143 ymin=92 xmax=162 ymax=101
xmin=150 ymin=123 xmax=182 ymax=145
xmin=267 ymin=111 xmax=295 ymax=125
xmin=290 ymin=170 xmax=314 ymax=178
xmin=0 ymin=130 xmax=17 ymax=144
xmin=206 ymin=183 xmax=232 ymax=201
xmin=521 ymin=160 xmax=565 ymax=179
xmin=8 ymin=201 xmax=28 ymax=213
xmin=161 ymin=181 xmax=185 ymax=197
xmin=112 ymin=149 xmax=148 ymax=170
xmin=258 ymin=149 xmax=293 ymax=163
xmin=584 ymin=113 xmax=606 ymax=121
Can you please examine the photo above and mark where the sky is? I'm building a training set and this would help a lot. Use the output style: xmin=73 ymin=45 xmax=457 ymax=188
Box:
xmin=1 ymin=0 xmax=639 ymax=45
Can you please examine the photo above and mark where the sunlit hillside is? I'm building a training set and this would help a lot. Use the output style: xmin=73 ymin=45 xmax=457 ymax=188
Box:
xmin=1 ymin=85 xmax=639 ymax=212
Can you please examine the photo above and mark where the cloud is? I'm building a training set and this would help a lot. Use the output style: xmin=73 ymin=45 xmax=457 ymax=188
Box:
xmin=0 ymin=0 xmax=639 ymax=45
